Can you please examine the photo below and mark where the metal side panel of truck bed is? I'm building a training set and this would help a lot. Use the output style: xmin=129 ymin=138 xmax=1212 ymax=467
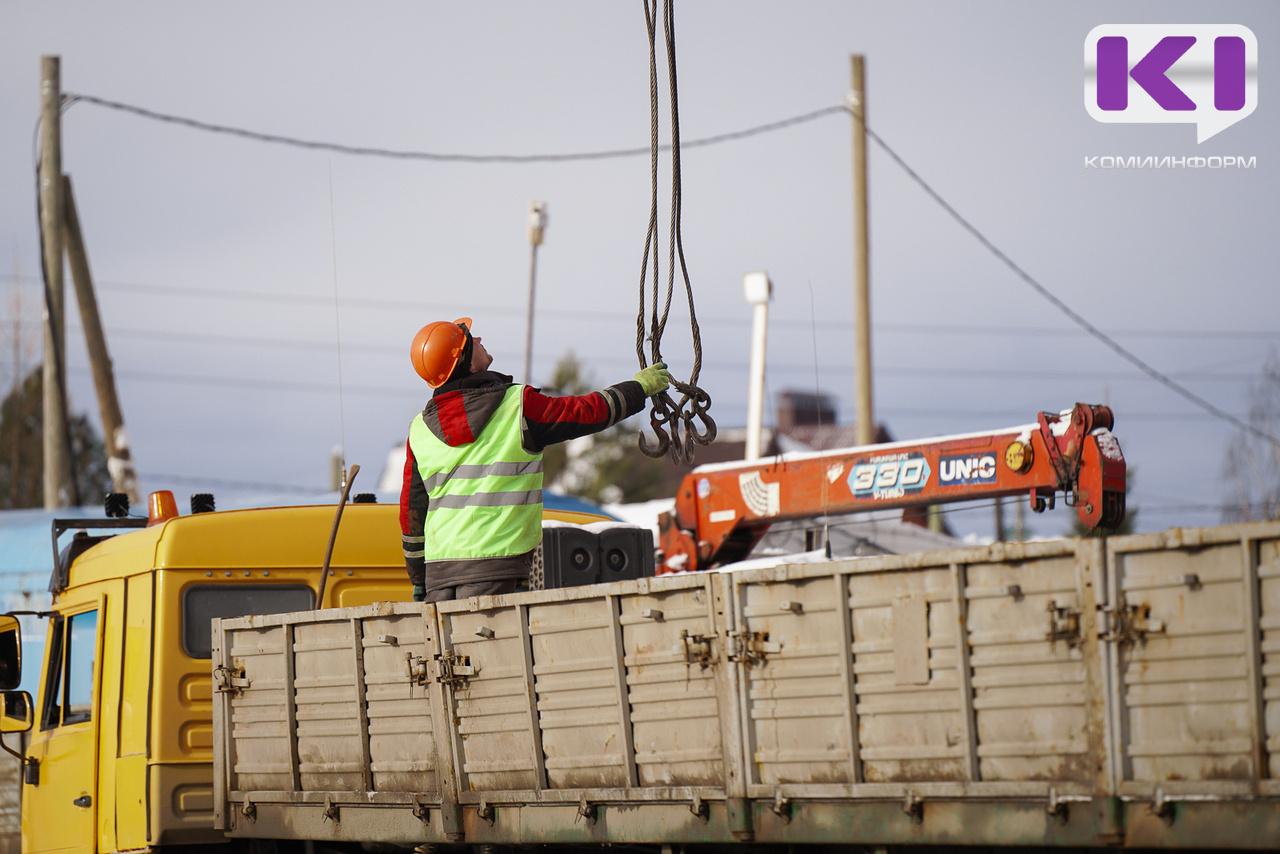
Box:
xmin=212 ymin=521 xmax=1280 ymax=850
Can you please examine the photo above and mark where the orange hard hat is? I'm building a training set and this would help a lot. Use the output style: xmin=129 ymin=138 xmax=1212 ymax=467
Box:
xmin=410 ymin=318 xmax=473 ymax=388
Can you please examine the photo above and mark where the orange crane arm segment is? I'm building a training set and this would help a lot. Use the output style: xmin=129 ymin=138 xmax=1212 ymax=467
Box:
xmin=657 ymin=403 xmax=1126 ymax=572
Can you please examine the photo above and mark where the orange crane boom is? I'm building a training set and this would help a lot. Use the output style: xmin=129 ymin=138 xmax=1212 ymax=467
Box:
xmin=657 ymin=402 xmax=1126 ymax=572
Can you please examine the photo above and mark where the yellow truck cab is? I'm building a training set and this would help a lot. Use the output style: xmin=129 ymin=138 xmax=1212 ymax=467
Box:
xmin=0 ymin=495 xmax=618 ymax=854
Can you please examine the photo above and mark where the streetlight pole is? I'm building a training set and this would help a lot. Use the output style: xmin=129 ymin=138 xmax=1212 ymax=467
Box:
xmin=523 ymin=201 xmax=548 ymax=386
xmin=743 ymin=271 xmax=772 ymax=461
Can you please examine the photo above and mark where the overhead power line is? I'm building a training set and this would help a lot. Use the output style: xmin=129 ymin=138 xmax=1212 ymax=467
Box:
xmin=5 ymin=273 xmax=1274 ymax=342
xmin=138 ymin=471 xmax=324 ymax=494
xmin=65 ymin=93 xmax=843 ymax=163
xmin=67 ymin=364 xmax=1249 ymax=422
xmin=54 ymin=93 xmax=1277 ymax=447
xmin=57 ymin=325 xmax=1263 ymax=381
xmin=845 ymin=106 xmax=1280 ymax=451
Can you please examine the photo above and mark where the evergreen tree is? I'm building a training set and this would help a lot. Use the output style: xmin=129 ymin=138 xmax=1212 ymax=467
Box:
xmin=0 ymin=367 xmax=111 ymax=509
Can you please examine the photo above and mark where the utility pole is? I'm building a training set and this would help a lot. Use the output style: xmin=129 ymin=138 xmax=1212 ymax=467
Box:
xmin=850 ymin=55 xmax=875 ymax=447
xmin=64 ymin=175 xmax=141 ymax=505
xmin=743 ymin=271 xmax=772 ymax=460
xmin=40 ymin=55 xmax=73 ymax=509
xmin=523 ymin=201 xmax=547 ymax=385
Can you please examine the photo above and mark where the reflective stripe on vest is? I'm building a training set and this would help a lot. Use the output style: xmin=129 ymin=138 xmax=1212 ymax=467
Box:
xmin=408 ymin=385 xmax=543 ymax=561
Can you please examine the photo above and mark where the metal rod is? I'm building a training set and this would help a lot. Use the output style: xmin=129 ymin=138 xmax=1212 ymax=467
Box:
xmin=316 ymin=463 xmax=359 ymax=607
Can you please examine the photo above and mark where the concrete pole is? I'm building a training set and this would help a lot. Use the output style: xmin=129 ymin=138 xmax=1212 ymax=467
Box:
xmin=64 ymin=175 xmax=142 ymax=505
xmin=40 ymin=55 xmax=72 ymax=509
xmin=743 ymin=271 xmax=772 ymax=460
xmin=850 ymin=55 xmax=875 ymax=447
xmin=523 ymin=202 xmax=547 ymax=385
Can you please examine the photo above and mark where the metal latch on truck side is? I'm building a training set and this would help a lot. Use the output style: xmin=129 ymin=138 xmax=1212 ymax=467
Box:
xmin=406 ymin=653 xmax=429 ymax=686
xmin=728 ymin=630 xmax=781 ymax=664
xmin=404 ymin=651 xmax=477 ymax=687
xmin=1046 ymin=599 xmax=1167 ymax=649
xmin=679 ymin=629 xmax=715 ymax=667
xmin=213 ymin=663 xmax=250 ymax=694
xmin=1103 ymin=601 xmax=1164 ymax=646
xmin=437 ymin=651 xmax=477 ymax=688
xmin=1045 ymin=600 xmax=1082 ymax=650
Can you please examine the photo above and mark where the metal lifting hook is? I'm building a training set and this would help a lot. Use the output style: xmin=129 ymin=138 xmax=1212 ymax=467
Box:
xmin=639 ymin=394 xmax=677 ymax=460
xmin=638 ymin=383 xmax=717 ymax=465
xmin=680 ymin=382 xmax=716 ymax=444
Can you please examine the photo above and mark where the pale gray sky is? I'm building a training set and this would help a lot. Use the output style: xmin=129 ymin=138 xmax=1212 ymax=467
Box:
xmin=2 ymin=2 xmax=1276 ymax=538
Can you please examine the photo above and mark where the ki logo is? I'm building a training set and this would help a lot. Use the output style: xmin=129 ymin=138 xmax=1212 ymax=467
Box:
xmin=1084 ymin=25 xmax=1257 ymax=142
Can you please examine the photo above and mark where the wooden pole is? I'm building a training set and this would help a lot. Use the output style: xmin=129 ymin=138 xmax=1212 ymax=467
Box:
xmin=850 ymin=55 xmax=875 ymax=447
xmin=40 ymin=55 xmax=72 ymax=509
xmin=64 ymin=175 xmax=142 ymax=505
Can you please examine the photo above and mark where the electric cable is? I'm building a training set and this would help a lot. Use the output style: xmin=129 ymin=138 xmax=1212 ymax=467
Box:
xmin=7 ymin=274 xmax=1271 ymax=342
xmin=808 ymin=281 xmax=831 ymax=545
xmin=845 ymin=104 xmax=1280 ymax=451
xmin=63 ymin=91 xmax=842 ymax=164
xmin=52 ymin=86 xmax=1276 ymax=448
xmin=64 ymin=363 xmax=1248 ymax=423
xmin=327 ymin=162 xmax=348 ymax=488
xmin=138 ymin=471 xmax=325 ymax=494
xmin=51 ymin=329 xmax=1259 ymax=381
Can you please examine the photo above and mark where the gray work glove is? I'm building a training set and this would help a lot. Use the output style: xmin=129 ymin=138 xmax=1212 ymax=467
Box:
xmin=634 ymin=362 xmax=671 ymax=396
xmin=412 ymin=584 xmax=426 ymax=603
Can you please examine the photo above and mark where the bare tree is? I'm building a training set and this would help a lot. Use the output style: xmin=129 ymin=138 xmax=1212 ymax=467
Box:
xmin=1222 ymin=351 xmax=1280 ymax=522
xmin=2 ymin=274 xmax=38 ymax=397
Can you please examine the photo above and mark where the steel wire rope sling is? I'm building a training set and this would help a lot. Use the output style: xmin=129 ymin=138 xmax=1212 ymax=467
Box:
xmin=635 ymin=0 xmax=716 ymax=464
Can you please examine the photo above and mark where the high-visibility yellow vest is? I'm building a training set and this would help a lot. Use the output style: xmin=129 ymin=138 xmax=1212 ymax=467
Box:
xmin=408 ymin=385 xmax=543 ymax=560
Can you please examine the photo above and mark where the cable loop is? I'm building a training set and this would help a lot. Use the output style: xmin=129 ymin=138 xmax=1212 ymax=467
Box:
xmin=635 ymin=0 xmax=715 ymax=464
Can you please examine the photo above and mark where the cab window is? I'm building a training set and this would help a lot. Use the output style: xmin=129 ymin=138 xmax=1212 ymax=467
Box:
xmin=182 ymin=585 xmax=314 ymax=658
xmin=40 ymin=610 xmax=99 ymax=730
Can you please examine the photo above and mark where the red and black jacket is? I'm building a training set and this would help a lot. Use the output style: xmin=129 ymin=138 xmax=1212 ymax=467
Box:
xmin=398 ymin=370 xmax=648 ymax=588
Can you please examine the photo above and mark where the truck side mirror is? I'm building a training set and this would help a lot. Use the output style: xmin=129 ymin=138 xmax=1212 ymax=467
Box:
xmin=0 ymin=692 xmax=32 ymax=734
xmin=0 ymin=615 xmax=20 ymax=691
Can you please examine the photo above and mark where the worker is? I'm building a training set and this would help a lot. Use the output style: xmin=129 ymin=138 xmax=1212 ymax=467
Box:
xmin=400 ymin=317 xmax=671 ymax=602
